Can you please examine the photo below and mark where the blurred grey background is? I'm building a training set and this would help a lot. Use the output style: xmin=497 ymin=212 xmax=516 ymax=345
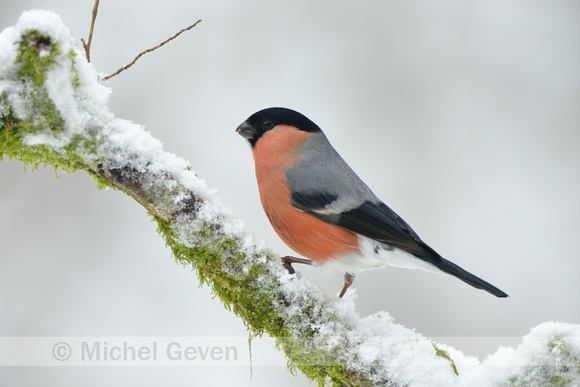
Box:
xmin=1 ymin=1 xmax=579 ymax=386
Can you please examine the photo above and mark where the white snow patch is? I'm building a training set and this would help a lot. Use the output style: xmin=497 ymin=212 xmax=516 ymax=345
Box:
xmin=470 ymin=321 xmax=580 ymax=386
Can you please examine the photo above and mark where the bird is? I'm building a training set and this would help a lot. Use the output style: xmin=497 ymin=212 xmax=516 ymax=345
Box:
xmin=236 ymin=107 xmax=508 ymax=298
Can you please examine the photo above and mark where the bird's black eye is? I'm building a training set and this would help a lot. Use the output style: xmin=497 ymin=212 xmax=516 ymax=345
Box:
xmin=261 ymin=120 xmax=274 ymax=130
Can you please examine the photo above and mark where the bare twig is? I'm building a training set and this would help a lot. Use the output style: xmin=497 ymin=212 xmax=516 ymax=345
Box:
xmin=103 ymin=20 xmax=202 ymax=81
xmin=80 ymin=0 xmax=100 ymax=62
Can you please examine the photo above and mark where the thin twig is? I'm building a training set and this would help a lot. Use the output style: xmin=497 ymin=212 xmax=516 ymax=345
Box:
xmin=81 ymin=0 xmax=100 ymax=62
xmin=103 ymin=20 xmax=202 ymax=81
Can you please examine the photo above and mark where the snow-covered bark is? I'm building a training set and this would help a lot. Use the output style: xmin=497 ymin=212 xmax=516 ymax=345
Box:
xmin=1 ymin=10 xmax=579 ymax=386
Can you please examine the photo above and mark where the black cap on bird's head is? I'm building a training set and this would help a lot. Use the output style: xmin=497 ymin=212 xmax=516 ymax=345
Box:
xmin=236 ymin=107 xmax=321 ymax=148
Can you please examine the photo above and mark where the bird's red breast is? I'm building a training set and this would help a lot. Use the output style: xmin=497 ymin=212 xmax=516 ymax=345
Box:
xmin=252 ymin=125 xmax=360 ymax=263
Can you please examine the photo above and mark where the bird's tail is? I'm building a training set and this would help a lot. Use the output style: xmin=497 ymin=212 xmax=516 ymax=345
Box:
xmin=420 ymin=255 xmax=508 ymax=298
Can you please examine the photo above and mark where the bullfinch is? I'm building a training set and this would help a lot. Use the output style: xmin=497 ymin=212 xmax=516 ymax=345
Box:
xmin=236 ymin=107 xmax=508 ymax=298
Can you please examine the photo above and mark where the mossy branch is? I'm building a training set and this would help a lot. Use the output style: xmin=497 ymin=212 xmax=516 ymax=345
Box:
xmin=0 ymin=13 xmax=373 ymax=386
xmin=1 ymin=11 xmax=579 ymax=386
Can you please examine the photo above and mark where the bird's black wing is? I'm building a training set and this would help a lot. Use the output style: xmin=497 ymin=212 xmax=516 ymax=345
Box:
xmin=291 ymin=191 xmax=437 ymax=257
xmin=291 ymin=191 xmax=509 ymax=297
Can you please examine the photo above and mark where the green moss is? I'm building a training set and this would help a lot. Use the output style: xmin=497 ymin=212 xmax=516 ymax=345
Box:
xmin=0 ymin=30 xmax=112 ymax=191
xmin=549 ymin=376 xmax=573 ymax=386
xmin=68 ymin=49 xmax=81 ymax=88
xmin=16 ymin=31 xmax=59 ymax=87
xmin=14 ymin=31 xmax=66 ymax=135
xmin=1 ymin=110 xmax=62 ymax=168
xmin=0 ymin=102 xmax=102 ymax=178
xmin=152 ymin=217 xmax=361 ymax=385
xmin=433 ymin=343 xmax=459 ymax=376
xmin=1 ymin=31 xmax=69 ymax=167
xmin=154 ymin=219 xmax=272 ymax=329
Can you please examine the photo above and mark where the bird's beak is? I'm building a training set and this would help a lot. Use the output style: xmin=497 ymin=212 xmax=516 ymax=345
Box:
xmin=236 ymin=120 xmax=255 ymax=140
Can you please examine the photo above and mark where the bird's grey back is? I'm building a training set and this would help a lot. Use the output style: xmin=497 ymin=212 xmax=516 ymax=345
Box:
xmin=286 ymin=131 xmax=379 ymax=212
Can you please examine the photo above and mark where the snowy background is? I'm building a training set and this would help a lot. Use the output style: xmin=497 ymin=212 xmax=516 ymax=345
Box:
xmin=1 ymin=1 xmax=579 ymax=386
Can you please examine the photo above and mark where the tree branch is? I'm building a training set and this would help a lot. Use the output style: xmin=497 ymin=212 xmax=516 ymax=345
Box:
xmin=80 ymin=0 xmax=100 ymax=62
xmin=103 ymin=19 xmax=202 ymax=81
xmin=1 ymin=11 xmax=579 ymax=386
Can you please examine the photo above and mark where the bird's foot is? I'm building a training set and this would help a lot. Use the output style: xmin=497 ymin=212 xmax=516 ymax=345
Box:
xmin=281 ymin=256 xmax=313 ymax=275
xmin=338 ymin=272 xmax=355 ymax=298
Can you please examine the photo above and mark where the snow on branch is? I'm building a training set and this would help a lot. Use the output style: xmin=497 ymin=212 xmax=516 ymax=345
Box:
xmin=1 ymin=10 xmax=579 ymax=386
